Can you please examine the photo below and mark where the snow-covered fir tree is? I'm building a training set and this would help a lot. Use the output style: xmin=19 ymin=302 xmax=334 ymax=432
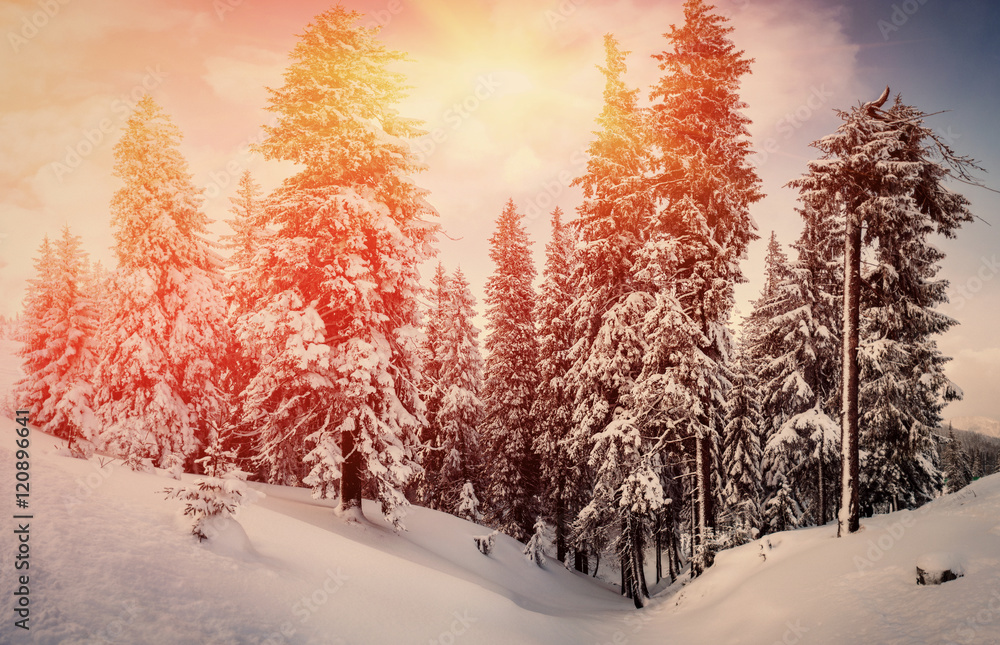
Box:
xmin=93 ymin=95 xmax=229 ymax=470
xmin=219 ymin=170 xmax=268 ymax=476
xmin=531 ymin=207 xmax=582 ymax=565
xmin=481 ymin=199 xmax=539 ymax=541
xmin=744 ymin=233 xmax=799 ymax=435
xmin=646 ymin=0 xmax=762 ymax=572
xmin=15 ymin=236 xmax=56 ymax=424
xmin=163 ymin=469 xmax=264 ymax=541
xmin=791 ymin=92 xmax=977 ymax=530
xmin=523 ymin=518 xmax=548 ymax=567
xmin=941 ymin=427 xmax=971 ymax=493
xmin=764 ymin=477 xmax=802 ymax=534
xmin=720 ymin=348 xmax=763 ymax=542
xmin=762 ymin=407 xmax=840 ymax=527
xmin=457 ymin=481 xmax=483 ymax=523
xmin=746 ymin=225 xmax=842 ymax=526
xmin=414 ymin=263 xmax=450 ymax=506
xmin=223 ymin=170 xmax=267 ymax=316
xmin=15 ymin=227 xmax=98 ymax=451
xmin=432 ymin=267 xmax=484 ymax=515
xmin=246 ymin=7 xmax=436 ymax=527
xmin=564 ymin=34 xmax=660 ymax=602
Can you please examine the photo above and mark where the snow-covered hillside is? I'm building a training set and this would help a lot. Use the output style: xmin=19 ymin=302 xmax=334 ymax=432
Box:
xmin=4 ymin=416 xmax=1000 ymax=644
xmin=948 ymin=416 xmax=1000 ymax=440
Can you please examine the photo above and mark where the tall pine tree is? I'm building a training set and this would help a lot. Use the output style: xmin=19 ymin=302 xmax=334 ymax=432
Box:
xmin=93 ymin=95 xmax=229 ymax=470
xmin=435 ymin=268 xmax=485 ymax=515
xmin=720 ymin=347 xmax=763 ymax=542
xmin=646 ymin=0 xmax=762 ymax=572
xmin=532 ymin=207 xmax=581 ymax=564
xmin=791 ymin=90 xmax=977 ymax=532
xmin=247 ymin=7 xmax=437 ymax=527
xmin=415 ymin=263 xmax=451 ymax=506
xmin=564 ymin=34 xmax=657 ymax=604
xmin=15 ymin=228 xmax=98 ymax=451
xmin=481 ymin=199 xmax=539 ymax=541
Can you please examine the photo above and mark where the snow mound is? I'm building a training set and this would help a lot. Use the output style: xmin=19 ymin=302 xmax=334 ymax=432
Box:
xmin=201 ymin=515 xmax=259 ymax=560
xmin=916 ymin=551 xmax=965 ymax=585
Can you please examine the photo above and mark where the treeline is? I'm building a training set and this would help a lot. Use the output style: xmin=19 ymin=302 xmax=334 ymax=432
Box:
xmin=942 ymin=427 xmax=1000 ymax=489
xmin=12 ymin=0 xmax=979 ymax=609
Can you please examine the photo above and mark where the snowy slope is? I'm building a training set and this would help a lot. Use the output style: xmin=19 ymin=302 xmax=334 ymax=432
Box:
xmin=0 ymin=424 xmax=635 ymax=645
xmin=948 ymin=416 xmax=1000 ymax=440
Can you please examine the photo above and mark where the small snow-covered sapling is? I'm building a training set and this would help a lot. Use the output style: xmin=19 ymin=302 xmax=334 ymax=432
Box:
xmin=163 ymin=469 xmax=264 ymax=541
xmin=474 ymin=530 xmax=499 ymax=556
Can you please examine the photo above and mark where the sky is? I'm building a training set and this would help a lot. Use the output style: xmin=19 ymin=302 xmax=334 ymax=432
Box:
xmin=1 ymin=0 xmax=998 ymax=419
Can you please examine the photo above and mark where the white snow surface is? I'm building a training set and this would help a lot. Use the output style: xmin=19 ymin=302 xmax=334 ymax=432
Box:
xmin=4 ymin=340 xmax=1000 ymax=643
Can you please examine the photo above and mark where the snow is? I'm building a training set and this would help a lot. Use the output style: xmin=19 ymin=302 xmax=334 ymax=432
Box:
xmin=916 ymin=551 xmax=965 ymax=577
xmin=5 ymin=339 xmax=1000 ymax=643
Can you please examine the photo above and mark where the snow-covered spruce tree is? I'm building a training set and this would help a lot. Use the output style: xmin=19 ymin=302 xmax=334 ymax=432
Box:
xmin=457 ymin=481 xmax=483 ymax=523
xmin=744 ymin=233 xmax=799 ymax=434
xmin=414 ymin=263 xmax=450 ymax=507
xmin=564 ymin=34 xmax=660 ymax=599
xmin=481 ymin=199 xmax=539 ymax=541
xmin=762 ymin=407 xmax=840 ymax=527
xmin=433 ymin=267 xmax=485 ymax=515
xmin=646 ymin=0 xmax=762 ymax=572
xmin=15 ymin=228 xmax=98 ymax=451
xmin=93 ymin=95 xmax=229 ymax=470
xmin=15 ymin=237 xmax=57 ymax=425
xmin=719 ymin=348 xmax=763 ymax=543
xmin=247 ymin=7 xmax=436 ymax=527
xmin=223 ymin=170 xmax=267 ymax=317
xmin=218 ymin=170 xmax=268 ymax=476
xmin=163 ymin=469 xmax=264 ymax=541
xmin=764 ymin=476 xmax=802 ymax=534
xmin=746 ymin=225 xmax=842 ymax=526
xmin=531 ymin=207 xmax=582 ymax=564
xmin=790 ymin=90 xmax=977 ymax=533
xmin=524 ymin=518 xmax=547 ymax=567
xmin=941 ymin=427 xmax=971 ymax=493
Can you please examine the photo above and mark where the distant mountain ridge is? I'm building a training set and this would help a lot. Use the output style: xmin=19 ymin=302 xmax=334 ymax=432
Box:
xmin=945 ymin=416 xmax=1000 ymax=439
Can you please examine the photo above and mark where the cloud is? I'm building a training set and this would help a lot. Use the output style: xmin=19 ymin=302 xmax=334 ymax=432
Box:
xmin=202 ymin=47 xmax=287 ymax=106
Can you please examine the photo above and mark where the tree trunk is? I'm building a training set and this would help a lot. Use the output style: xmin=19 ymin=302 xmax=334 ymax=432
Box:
xmin=655 ymin=515 xmax=663 ymax=584
xmin=575 ymin=549 xmax=589 ymax=574
xmin=636 ymin=521 xmax=649 ymax=600
xmin=621 ymin=551 xmax=629 ymax=597
xmin=667 ymin=525 xmax=678 ymax=583
xmin=694 ymin=434 xmax=715 ymax=574
xmin=839 ymin=213 xmax=861 ymax=536
xmin=555 ymin=499 xmax=567 ymax=564
xmin=817 ymin=439 xmax=825 ymax=525
xmin=339 ymin=426 xmax=364 ymax=517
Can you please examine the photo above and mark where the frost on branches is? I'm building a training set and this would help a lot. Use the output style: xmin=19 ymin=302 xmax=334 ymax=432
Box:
xmin=247 ymin=7 xmax=437 ymax=529
xmin=93 ymin=95 xmax=229 ymax=470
